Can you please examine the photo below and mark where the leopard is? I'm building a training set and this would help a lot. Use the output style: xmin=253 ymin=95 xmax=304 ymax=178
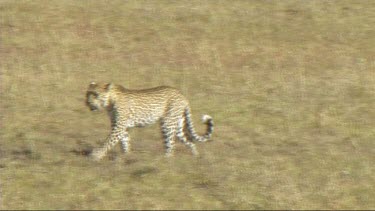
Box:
xmin=85 ymin=82 xmax=214 ymax=160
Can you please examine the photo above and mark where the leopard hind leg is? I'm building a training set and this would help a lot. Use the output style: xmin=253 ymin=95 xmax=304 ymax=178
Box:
xmin=160 ymin=117 xmax=177 ymax=157
xmin=176 ymin=116 xmax=198 ymax=155
xmin=161 ymin=106 xmax=188 ymax=157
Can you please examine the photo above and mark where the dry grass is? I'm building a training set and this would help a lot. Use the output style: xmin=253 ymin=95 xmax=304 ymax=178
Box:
xmin=1 ymin=0 xmax=374 ymax=209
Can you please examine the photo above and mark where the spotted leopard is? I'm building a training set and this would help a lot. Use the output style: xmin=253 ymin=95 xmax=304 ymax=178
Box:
xmin=85 ymin=82 xmax=214 ymax=160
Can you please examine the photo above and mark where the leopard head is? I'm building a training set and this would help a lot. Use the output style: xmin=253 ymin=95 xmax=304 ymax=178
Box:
xmin=85 ymin=82 xmax=114 ymax=111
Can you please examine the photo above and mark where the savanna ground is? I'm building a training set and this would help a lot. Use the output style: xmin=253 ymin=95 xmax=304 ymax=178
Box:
xmin=0 ymin=0 xmax=374 ymax=209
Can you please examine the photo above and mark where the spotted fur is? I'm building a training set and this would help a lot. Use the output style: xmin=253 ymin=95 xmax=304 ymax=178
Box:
xmin=85 ymin=82 xmax=214 ymax=160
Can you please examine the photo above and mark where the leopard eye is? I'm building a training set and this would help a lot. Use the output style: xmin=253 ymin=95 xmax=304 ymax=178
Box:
xmin=87 ymin=91 xmax=98 ymax=98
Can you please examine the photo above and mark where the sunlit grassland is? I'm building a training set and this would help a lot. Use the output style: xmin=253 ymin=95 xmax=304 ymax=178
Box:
xmin=0 ymin=0 xmax=374 ymax=209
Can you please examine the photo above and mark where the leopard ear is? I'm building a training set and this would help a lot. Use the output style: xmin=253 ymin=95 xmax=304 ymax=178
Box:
xmin=105 ymin=83 xmax=114 ymax=91
xmin=89 ymin=81 xmax=97 ymax=88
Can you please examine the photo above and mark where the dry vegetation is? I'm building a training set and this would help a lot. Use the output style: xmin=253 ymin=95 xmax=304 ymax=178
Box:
xmin=1 ymin=0 xmax=374 ymax=209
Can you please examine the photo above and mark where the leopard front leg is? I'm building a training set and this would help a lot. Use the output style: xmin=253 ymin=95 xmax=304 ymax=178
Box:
xmin=119 ymin=131 xmax=130 ymax=153
xmin=91 ymin=127 xmax=126 ymax=160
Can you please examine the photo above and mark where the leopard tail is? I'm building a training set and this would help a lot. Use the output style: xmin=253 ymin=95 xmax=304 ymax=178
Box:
xmin=184 ymin=107 xmax=213 ymax=142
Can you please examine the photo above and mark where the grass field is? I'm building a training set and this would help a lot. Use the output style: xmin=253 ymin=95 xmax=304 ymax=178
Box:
xmin=1 ymin=0 xmax=374 ymax=209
